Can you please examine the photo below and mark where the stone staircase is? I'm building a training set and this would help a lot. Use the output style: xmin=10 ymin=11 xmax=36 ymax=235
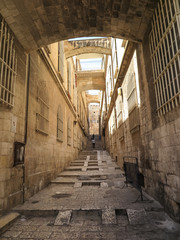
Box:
xmin=85 ymin=136 xmax=103 ymax=150
xmin=7 ymin=139 xmax=180 ymax=240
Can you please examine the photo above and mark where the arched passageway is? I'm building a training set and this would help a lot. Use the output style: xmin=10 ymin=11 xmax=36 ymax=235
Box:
xmin=0 ymin=0 xmax=158 ymax=51
xmin=0 ymin=0 xmax=180 ymax=230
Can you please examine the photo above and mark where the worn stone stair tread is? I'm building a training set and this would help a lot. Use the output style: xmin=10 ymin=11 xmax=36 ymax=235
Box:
xmin=0 ymin=212 xmax=20 ymax=234
xmin=127 ymin=209 xmax=147 ymax=225
xmin=102 ymin=208 xmax=117 ymax=224
xmin=64 ymin=167 xmax=82 ymax=171
xmin=54 ymin=210 xmax=72 ymax=226
xmin=51 ymin=180 xmax=75 ymax=184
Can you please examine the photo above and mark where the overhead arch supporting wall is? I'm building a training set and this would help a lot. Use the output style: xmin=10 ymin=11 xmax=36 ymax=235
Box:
xmin=0 ymin=0 xmax=158 ymax=51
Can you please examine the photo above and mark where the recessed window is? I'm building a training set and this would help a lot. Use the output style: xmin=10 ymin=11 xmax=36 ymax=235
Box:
xmin=67 ymin=118 xmax=71 ymax=146
xmin=149 ymin=0 xmax=180 ymax=116
xmin=127 ymin=73 xmax=137 ymax=113
xmin=0 ymin=17 xmax=17 ymax=107
xmin=57 ymin=105 xmax=63 ymax=142
xmin=127 ymin=71 xmax=140 ymax=133
xmin=36 ymin=83 xmax=49 ymax=135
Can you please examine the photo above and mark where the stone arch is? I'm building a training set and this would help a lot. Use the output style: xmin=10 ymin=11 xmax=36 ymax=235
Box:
xmin=65 ymin=46 xmax=111 ymax=59
xmin=0 ymin=1 xmax=158 ymax=51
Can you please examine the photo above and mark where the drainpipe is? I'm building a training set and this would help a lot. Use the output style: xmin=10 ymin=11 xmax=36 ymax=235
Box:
xmin=23 ymin=53 xmax=30 ymax=203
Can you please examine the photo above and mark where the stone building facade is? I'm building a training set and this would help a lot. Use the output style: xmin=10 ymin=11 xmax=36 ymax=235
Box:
xmin=89 ymin=103 xmax=100 ymax=135
xmin=0 ymin=22 xmax=88 ymax=213
xmin=101 ymin=1 xmax=180 ymax=221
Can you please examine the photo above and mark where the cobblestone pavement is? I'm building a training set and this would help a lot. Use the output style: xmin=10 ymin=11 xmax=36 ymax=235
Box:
xmin=1 ymin=148 xmax=180 ymax=240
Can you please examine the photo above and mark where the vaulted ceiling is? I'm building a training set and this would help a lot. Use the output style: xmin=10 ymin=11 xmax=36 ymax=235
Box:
xmin=0 ymin=0 xmax=158 ymax=51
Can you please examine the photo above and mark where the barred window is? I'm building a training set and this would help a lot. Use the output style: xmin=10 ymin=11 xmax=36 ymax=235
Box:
xmin=58 ymin=41 xmax=64 ymax=80
xmin=36 ymin=83 xmax=49 ymax=135
xmin=149 ymin=0 xmax=180 ymax=116
xmin=57 ymin=105 xmax=63 ymax=142
xmin=67 ymin=118 xmax=71 ymax=146
xmin=127 ymin=72 xmax=137 ymax=113
xmin=0 ymin=17 xmax=17 ymax=107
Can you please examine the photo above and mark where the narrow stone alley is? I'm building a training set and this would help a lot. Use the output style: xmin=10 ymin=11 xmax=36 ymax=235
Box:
xmin=0 ymin=138 xmax=180 ymax=240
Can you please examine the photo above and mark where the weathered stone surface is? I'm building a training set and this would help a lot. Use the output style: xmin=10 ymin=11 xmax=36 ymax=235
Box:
xmin=0 ymin=1 xmax=158 ymax=51
xmin=74 ymin=182 xmax=82 ymax=188
xmin=127 ymin=209 xmax=147 ymax=225
xmin=102 ymin=208 xmax=117 ymax=225
xmin=100 ymin=182 xmax=108 ymax=188
xmin=54 ymin=210 xmax=72 ymax=226
xmin=1 ymin=148 xmax=180 ymax=239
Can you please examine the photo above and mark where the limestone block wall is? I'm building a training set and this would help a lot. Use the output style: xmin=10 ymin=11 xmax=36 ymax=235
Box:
xmin=24 ymin=50 xmax=86 ymax=200
xmin=139 ymin=32 xmax=180 ymax=221
xmin=0 ymin=42 xmax=27 ymax=213
xmin=0 ymin=43 xmax=87 ymax=214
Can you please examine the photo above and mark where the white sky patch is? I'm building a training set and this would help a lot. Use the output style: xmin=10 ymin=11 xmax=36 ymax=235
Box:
xmin=80 ymin=58 xmax=102 ymax=70
xmin=87 ymin=90 xmax=100 ymax=95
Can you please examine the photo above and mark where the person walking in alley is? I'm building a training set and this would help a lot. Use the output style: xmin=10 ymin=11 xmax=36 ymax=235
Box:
xmin=92 ymin=138 xmax=95 ymax=148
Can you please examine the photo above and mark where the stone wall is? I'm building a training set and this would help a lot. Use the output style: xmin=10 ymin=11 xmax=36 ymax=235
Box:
xmin=139 ymin=30 xmax=180 ymax=221
xmin=0 ymin=41 xmax=27 ymax=213
xmin=105 ymin=37 xmax=180 ymax=221
xmin=0 ymin=43 xmax=87 ymax=214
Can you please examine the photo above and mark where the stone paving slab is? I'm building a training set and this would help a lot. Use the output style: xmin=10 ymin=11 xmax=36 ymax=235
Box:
xmin=127 ymin=208 xmax=147 ymax=225
xmin=74 ymin=182 xmax=82 ymax=188
xmin=54 ymin=210 xmax=72 ymax=226
xmin=102 ymin=208 xmax=117 ymax=224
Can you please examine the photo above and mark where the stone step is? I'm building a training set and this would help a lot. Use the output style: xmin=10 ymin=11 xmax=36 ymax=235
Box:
xmin=64 ymin=167 xmax=82 ymax=171
xmin=54 ymin=210 xmax=72 ymax=226
xmin=0 ymin=212 xmax=20 ymax=235
xmin=58 ymin=174 xmax=79 ymax=177
xmin=51 ymin=180 xmax=75 ymax=185
xmin=86 ymin=167 xmax=99 ymax=171
xmin=82 ymin=181 xmax=101 ymax=186
xmin=70 ymin=163 xmax=84 ymax=166
xmin=102 ymin=208 xmax=117 ymax=225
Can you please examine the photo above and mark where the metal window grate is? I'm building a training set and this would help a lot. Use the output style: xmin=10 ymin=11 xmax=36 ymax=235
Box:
xmin=0 ymin=17 xmax=17 ymax=107
xmin=57 ymin=105 xmax=63 ymax=141
xmin=36 ymin=85 xmax=49 ymax=135
xmin=149 ymin=0 xmax=180 ymax=116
